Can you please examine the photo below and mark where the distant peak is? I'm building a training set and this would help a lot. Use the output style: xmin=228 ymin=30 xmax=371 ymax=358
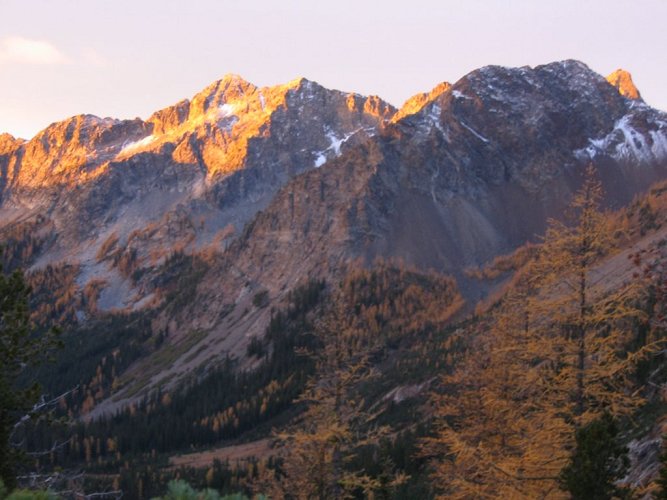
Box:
xmin=545 ymin=59 xmax=592 ymax=71
xmin=286 ymin=76 xmax=308 ymax=85
xmin=428 ymin=82 xmax=452 ymax=98
xmin=218 ymin=73 xmax=250 ymax=86
xmin=194 ymin=74 xmax=254 ymax=98
xmin=606 ymin=69 xmax=641 ymax=100
xmin=283 ymin=76 xmax=318 ymax=91
xmin=207 ymin=74 xmax=255 ymax=95
xmin=0 ymin=132 xmax=19 ymax=142
xmin=33 ymin=114 xmax=116 ymax=141
xmin=0 ymin=132 xmax=24 ymax=152
xmin=393 ymin=81 xmax=451 ymax=122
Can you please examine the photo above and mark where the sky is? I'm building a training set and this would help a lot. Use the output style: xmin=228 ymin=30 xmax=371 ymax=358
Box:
xmin=1 ymin=0 xmax=666 ymax=139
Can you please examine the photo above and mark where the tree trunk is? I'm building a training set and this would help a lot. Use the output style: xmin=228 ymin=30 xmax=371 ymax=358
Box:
xmin=576 ymin=259 xmax=587 ymax=423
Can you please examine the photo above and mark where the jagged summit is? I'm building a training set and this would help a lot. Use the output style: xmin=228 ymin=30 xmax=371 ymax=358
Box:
xmin=283 ymin=76 xmax=316 ymax=89
xmin=0 ymin=71 xmax=396 ymax=296
xmin=459 ymin=60 xmax=607 ymax=98
xmin=606 ymin=68 xmax=642 ymax=100
xmin=393 ymin=81 xmax=451 ymax=122
xmin=394 ymin=60 xmax=612 ymax=127
xmin=0 ymin=74 xmax=395 ymax=190
xmin=0 ymin=132 xmax=24 ymax=151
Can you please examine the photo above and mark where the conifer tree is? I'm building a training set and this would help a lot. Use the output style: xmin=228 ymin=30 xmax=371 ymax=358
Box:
xmin=273 ymin=300 xmax=398 ymax=499
xmin=657 ymin=436 xmax=667 ymax=500
xmin=0 ymin=265 xmax=61 ymax=489
xmin=527 ymin=164 xmax=645 ymax=424
xmin=559 ymin=413 xmax=629 ymax=499
xmin=426 ymin=165 xmax=658 ymax=498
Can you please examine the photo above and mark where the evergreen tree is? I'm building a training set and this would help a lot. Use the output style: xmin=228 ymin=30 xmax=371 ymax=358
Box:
xmin=0 ymin=266 xmax=61 ymax=490
xmin=657 ymin=436 xmax=667 ymax=499
xmin=425 ymin=165 xmax=658 ymax=498
xmin=559 ymin=413 xmax=629 ymax=500
xmin=273 ymin=299 xmax=402 ymax=499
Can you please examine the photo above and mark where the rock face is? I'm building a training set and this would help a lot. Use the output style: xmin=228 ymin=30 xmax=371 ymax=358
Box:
xmin=392 ymin=81 xmax=452 ymax=122
xmin=221 ymin=61 xmax=667 ymax=294
xmin=607 ymin=68 xmax=642 ymax=100
xmin=0 ymin=74 xmax=395 ymax=310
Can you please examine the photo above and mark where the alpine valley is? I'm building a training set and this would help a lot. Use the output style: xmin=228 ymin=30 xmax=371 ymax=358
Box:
xmin=4 ymin=60 xmax=667 ymax=498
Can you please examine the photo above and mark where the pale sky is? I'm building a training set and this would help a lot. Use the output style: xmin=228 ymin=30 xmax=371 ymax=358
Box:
xmin=1 ymin=0 xmax=666 ymax=139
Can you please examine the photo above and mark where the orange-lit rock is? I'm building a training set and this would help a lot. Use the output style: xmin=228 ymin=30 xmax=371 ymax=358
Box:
xmin=0 ymin=133 xmax=23 ymax=154
xmin=392 ymin=81 xmax=451 ymax=122
xmin=606 ymin=69 xmax=641 ymax=100
xmin=1 ymin=75 xmax=395 ymax=190
xmin=394 ymin=94 xmax=429 ymax=122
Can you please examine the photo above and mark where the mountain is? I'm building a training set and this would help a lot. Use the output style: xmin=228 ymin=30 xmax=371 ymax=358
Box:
xmin=116 ymin=60 xmax=663 ymax=407
xmin=4 ymin=60 xmax=667 ymax=496
xmin=206 ymin=60 xmax=667 ymax=303
xmin=391 ymin=81 xmax=452 ymax=122
xmin=4 ymin=61 xmax=667 ymax=406
xmin=0 ymin=74 xmax=394 ymax=312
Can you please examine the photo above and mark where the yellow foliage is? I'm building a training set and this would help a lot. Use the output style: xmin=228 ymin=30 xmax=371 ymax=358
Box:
xmin=427 ymin=166 xmax=665 ymax=497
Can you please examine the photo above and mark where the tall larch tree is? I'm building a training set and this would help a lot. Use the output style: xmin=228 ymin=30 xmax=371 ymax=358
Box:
xmin=272 ymin=299 xmax=399 ymax=499
xmin=426 ymin=165 xmax=660 ymax=498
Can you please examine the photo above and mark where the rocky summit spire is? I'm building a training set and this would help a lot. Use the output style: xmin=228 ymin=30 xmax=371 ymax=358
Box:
xmin=606 ymin=69 xmax=641 ymax=100
xmin=392 ymin=81 xmax=452 ymax=122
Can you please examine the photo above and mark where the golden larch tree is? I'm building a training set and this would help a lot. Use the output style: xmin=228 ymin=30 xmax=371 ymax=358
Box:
xmin=426 ymin=165 xmax=661 ymax=498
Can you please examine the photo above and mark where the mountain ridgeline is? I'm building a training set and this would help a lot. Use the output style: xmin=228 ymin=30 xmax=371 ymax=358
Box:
xmin=2 ymin=60 xmax=667 ymax=497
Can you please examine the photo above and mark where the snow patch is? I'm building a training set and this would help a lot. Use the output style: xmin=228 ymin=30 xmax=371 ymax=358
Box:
xmin=382 ymin=381 xmax=431 ymax=404
xmin=650 ymin=129 xmax=667 ymax=158
xmin=217 ymin=103 xmax=239 ymax=132
xmin=314 ymin=153 xmax=327 ymax=168
xmin=459 ymin=120 xmax=490 ymax=143
xmin=313 ymin=127 xmax=365 ymax=167
xmin=120 ymin=135 xmax=155 ymax=153
xmin=575 ymin=114 xmax=667 ymax=163
xmin=430 ymin=166 xmax=440 ymax=203
xmin=326 ymin=130 xmax=347 ymax=155
xmin=218 ymin=103 xmax=237 ymax=119
xmin=428 ymin=104 xmax=447 ymax=137
xmin=452 ymin=90 xmax=472 ymax=100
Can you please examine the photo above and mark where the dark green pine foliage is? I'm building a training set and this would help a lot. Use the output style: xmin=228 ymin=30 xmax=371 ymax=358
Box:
xmin=657 ymin=436 xmax=667 ymax=499
xmin=0 ymin=266 xmax=61 ymax=490
xmin=559 ymin=413 xmax=630 ymax=500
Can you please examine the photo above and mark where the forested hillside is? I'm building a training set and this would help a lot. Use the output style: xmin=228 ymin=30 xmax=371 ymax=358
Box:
xmin=2 ymin=171 xmax=665 ymax=499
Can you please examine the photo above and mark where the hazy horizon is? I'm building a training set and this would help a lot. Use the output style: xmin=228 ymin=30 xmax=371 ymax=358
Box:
xmin=1 ymin=0 xmax=666 ymax=139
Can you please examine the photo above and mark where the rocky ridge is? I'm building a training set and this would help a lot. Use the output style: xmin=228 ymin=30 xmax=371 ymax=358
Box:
xmin=218 ymin=61 xmax=667 ymax=294
xmin=0 ymin=75 xmax=395 ymax=311
xmin=2 ymin=60 xmax=667 ymax=412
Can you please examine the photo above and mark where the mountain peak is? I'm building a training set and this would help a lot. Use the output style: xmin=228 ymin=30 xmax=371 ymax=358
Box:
xmin=0 ymin=132 xmax=24 ymax=153
xmin=285 ymin=76 xmax=312 ymax=87
xmin=393 ymin=81 xmax=451 ymax=122
xmin=279 ymin=76 xmax=323 ymax=95
xmin=191 ymin=75 xmax=257 ymax=111
xmin=606 ymin=69 xmax=641 ymax=100
xmin=219 ymin=73 xmax=248 ymax=85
